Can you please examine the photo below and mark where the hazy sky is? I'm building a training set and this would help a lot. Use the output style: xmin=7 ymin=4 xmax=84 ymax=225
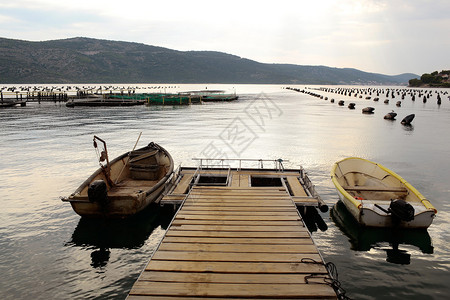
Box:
xmin=1 ymin=0 xmax=449 ymax=75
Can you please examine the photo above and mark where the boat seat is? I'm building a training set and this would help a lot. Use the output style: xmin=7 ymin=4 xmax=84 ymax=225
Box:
xmin=129 ymin=164 xmax=159 ymax=180
xmin=343 ymin=185 xmax=407 ymax=193
xmin=130 ymin=149 xmax=158 ymax=163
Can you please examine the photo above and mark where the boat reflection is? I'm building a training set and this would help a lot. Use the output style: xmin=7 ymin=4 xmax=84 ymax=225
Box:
xmin=331 ymin=200 xmax=433 ymax=265
xmin=66 ymin=203 xmax=175 ymax=268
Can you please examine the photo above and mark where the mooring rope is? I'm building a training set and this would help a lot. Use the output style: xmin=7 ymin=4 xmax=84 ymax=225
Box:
xmin=301 ymin=258 xmax=351 ymax=300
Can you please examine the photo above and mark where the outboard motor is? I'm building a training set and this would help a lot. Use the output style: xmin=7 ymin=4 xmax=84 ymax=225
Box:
xmin=88 ymin=180 xmax=108 ymax=205
xmin=389 ymin=199 xmax=414 ymax=222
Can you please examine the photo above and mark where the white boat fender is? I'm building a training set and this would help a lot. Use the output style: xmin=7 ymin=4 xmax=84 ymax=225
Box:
xmin=88 ymin=180 xmax=108 ymax=204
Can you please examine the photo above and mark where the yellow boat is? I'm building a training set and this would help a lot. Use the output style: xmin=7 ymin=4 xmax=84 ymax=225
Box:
xmin=62 ymin=136 xmax=174 ymax=218
xmin=331 ymin=157 xmax=437 ymax=228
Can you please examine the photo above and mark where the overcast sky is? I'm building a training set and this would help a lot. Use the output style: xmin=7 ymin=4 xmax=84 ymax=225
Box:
xmin=1 ymin=0 xmax=449 ymax=75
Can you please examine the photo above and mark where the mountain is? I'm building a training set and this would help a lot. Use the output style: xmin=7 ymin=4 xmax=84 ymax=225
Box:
xmin=0 ymin=37 xmax=417 ymax=84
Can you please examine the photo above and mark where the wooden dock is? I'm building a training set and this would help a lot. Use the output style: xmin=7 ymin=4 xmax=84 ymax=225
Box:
xmin=128 ymin=162 xmax=337 ymax=299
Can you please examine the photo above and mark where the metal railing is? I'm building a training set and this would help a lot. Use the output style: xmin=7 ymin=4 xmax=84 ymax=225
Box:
xmin=192 ymin=158 xmax=288 ymax=171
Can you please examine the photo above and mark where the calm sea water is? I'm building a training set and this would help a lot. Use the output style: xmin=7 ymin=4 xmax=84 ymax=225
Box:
xmin=1 ymin=84 xmax=449 ymax=299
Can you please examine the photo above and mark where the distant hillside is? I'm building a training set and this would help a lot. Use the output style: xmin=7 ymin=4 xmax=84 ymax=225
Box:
xmin=0 ymin=37 xmax=417 ymax=84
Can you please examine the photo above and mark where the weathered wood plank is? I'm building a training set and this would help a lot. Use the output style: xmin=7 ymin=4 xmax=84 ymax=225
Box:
xmin=286 ymin=176 xmax=308 ymax=197
xmin=174 ymin=214 xmax=301 ymax=221
xmin=152 ymin=251 xmax=320 ymax=262
xmin=185 ymin=196 xmax=292 ymax=201
xmin=171 ymin=219 xmax=304 ymax=226
xmin=181 ymin=206 xmax=295 ymax=211
xmin=162 ymin=236 xmax=313 ymax=245
xmin=138 ymin=270 xmax=312 ymax=284
xmin=129 ymin=281 xmax=337 ymax=298
xmin=165 ymin=230 xmax=310 ymax=238
xmin=145 ymin=260 xmax=326 ymax=273
xmin=176 ymin=210 xmax=299 ymax=216
xmin=128 ymin=295 xmax=327 ymax=300
xmin=158 ymin=242 xmax=317 ymax=253
xmin=172 ymin=174 xmax=194 ymax=194
xmin=169 ymin=224 xmax=306 ymax=232
xmin=184 ymin=200 xmax=294 ymax=210
xmin=185 ymin=196 xmax=291 ymax=200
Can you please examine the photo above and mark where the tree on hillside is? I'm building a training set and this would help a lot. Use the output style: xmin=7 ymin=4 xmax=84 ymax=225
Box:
xmin=409 ymin=78 xmax=422 ymax=87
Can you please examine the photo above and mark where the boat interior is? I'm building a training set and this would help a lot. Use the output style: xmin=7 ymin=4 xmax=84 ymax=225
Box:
xmin=333 ymin=158 xmax=429 ymax=213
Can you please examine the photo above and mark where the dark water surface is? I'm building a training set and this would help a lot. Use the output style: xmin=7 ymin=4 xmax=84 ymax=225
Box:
xmin=1 ymin=84 xmax=449 ymax=299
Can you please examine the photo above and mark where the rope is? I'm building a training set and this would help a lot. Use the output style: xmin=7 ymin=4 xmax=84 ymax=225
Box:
xmin=301 ymin=258 xmax=352 ymax=300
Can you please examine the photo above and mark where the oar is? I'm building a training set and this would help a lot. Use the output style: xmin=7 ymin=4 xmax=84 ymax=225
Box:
xmin=115 ymin=132 xmax=142 ymax=184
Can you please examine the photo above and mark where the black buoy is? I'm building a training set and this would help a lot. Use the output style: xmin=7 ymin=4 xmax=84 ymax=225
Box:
xmin=348 ymin=102 xmax=355 ymax=109
xmin=362 ymin=107 xmax=375 ymax=114
xmin=396 ymin=101 xmax=401 ymax=107
xmin=338 ymin=100 xmax=345 ymax=106
xmin=384 ymin=111 xmax=397 ymax=120
xmin=401 ymin=114 xmax=415 ymax=125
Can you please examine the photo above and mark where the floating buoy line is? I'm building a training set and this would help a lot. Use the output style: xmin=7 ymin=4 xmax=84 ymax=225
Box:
xmin=285 ymin=86 xmax=449 ymax=127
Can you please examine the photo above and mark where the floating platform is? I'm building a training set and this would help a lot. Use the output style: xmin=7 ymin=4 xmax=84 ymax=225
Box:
xmin=66 ymin=97 xmax=146 ymax=107
xmin=128 ymin=159 xmax=337 ymax=299
xmin=0 ymin=99 xmax=27 ymax=108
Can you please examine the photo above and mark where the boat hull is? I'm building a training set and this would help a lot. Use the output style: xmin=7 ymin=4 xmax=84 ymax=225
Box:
xmin=68 ymin=184 xmax=165 ymax=218
xmin=334 ymin=187 xmax=436 ymax=228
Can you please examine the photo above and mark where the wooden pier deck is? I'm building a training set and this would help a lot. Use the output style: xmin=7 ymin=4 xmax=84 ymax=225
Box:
xmin=128 ymin=179 xmax=337 ymax=299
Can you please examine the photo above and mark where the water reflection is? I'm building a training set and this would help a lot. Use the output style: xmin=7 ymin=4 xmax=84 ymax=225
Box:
xmin=66 ymin=204 xmax=174 ymax=268
xmin=402 ymin=124 xmax=414 ymax=132
xmin=331 ymin=200 xmax=433 ymax=265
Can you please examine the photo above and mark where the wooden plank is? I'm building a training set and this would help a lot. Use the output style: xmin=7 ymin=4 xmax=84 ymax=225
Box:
xmin=177 ymin=210 xmax=299 ymax=216
xmin=171 ymin=219 xmax=304 ymax=226
xmin=162 ymin=236 xmax=313 ymax=245
xmin=182 ymin=201 xmax=294 ymax=207
xmin=158 ymin=242 xmax=317 ymax=253
xmin=172 ymin=174 xmax=194 ymax=194
xmin=188 ymin=195 xmax=291 ymax=203
xmin=190 ymin=187 xmax=287 ymax=192
xmin=169 ymin=224 xmax=306 ymax=232
xmin=186 ymin=194 xmax=291 ymax=199
xmin=129 ymin=281 xmax=337 ymax=298
xmin=231 ymin=174 xmax=249 ymax=187
xmin=128 ymin=296 xmax=321 ymax=300
xmin=343 ymin=185 xmax=407 ymax=192
xmin=174 ymin=214 xmax=301 ymax=221
xmin=146 ymin=259 xmax=326 ymax=273
xmin=152 ymin=251 xmax=320 ymax=262
xmin=139 ymin=270 xmax=314 ymax=284
xmin=180 ymin=206 xmax=295 ymax=211
xmin=165 ymin=230 xmax=310 ymax=238
xmin=286 ymin=176 xmax=308 ymax=197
